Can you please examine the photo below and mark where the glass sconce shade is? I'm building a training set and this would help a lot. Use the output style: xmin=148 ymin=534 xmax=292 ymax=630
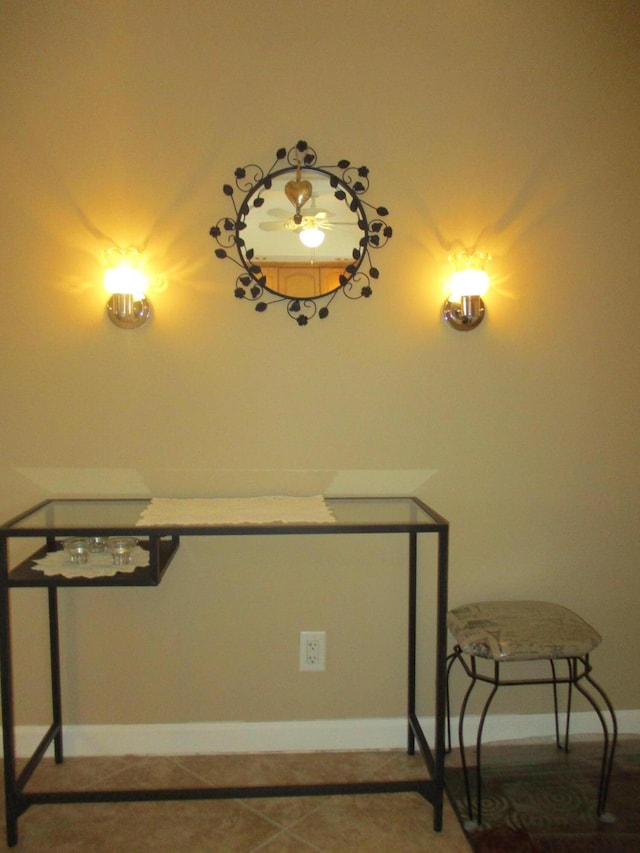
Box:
xmin=448 ymin=268 xmax=489 ymax=300
xmin=104 ymin=265 xmax=148 ymax=299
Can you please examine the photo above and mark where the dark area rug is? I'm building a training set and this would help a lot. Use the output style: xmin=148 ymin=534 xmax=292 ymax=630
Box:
xmin=446 ymin=738 xmax=640 ymax=852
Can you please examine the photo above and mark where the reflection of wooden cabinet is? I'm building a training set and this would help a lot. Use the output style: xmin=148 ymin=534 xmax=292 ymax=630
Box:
xmin=258 ymin=262 xmax=344 ymax=298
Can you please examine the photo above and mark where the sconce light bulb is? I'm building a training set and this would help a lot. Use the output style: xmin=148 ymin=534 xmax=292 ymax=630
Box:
xmin=104 ymin=264 xmax=148 ymax=299
xmin=299 ymin=227 xmax=325 ymax=249
xmin=448 ymin=268 xmax=489 ymax=301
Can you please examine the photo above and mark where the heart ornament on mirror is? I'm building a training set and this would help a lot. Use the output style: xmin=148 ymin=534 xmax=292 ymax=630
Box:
xmin=284 ymin=177 xmax=313 ymax=223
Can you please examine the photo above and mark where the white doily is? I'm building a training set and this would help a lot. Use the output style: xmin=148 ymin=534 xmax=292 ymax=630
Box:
xmin=32 ymin=546 xmax=149 ymax=578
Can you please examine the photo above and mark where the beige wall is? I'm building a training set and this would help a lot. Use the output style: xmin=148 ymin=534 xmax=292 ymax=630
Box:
xmin=1 ymin=0 xmax=639 ymax=728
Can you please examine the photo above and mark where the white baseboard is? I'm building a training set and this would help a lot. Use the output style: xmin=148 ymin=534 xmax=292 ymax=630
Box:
xmin=447 ymin=708 xmax=640 ymax=748
xmin=11 ymin=717 xmax=406 ymax=758
xmin=7 ymin=710 xmax=640 ymax=758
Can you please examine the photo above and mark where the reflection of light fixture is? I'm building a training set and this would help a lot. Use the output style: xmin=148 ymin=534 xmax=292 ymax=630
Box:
xmin=443 ymin=250 xmax=491 ymax=331
xmin=299 ymin=226 xmax=325 ymax=248
xmin=284 ymin=161 xmax=313 ymax=224
xmin=103 ymin=247 xmax=151 ymax=329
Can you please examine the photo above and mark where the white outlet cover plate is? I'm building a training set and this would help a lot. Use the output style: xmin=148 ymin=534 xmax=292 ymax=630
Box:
xmin=299 ymin=631 xmax=326 ymax=671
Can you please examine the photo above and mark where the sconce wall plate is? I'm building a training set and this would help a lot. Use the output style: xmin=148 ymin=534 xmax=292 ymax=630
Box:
xmin=442 ymin=295 xmax=486 ymax=331
xmin=209 ymin=140 xmax=392 ymax=326
xmin=106 ymin=293 xmax=152 ymax=329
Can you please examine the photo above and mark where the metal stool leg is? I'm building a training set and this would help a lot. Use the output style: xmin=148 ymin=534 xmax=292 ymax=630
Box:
xmin=453 ymin=651 xmax=500 ymax=829
xmin=550 ymin=658 xmax=573 ymax=752
xmin=473 ymin=662 xmax=500 ymax=827
xmin=456 ymin=654 xmax=479 ymax=826
xmin=445 ymin=650 xmax=460 ymax=754
xmin=585 ymin=671 xmax=617 ymax=817
xmin=563 ymin=658 xmax=574 ymax=751
xmin=572 ymin=656 xmax=618 ymax=819
xmin=550 ymin=659 xmax=562 ymax=749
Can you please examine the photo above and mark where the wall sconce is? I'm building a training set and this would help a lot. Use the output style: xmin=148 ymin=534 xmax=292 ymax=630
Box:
xmin=103 ymin=247 xmax=151 ymax=329
xmin=443 ymin=250 xmax=491 ymax=332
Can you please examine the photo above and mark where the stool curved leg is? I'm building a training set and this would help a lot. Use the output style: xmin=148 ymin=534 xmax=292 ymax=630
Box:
xmin=473 ymin=662 xmax=500 ymax=827
xmin=456 ymin=656 xmax=479 ymax=825
xmin=586 ymin=673 xmax=617 ymax=817
xmin=445 ymin=650 xmax=460 ymax=754
xmin=550 ymin=658 xmax=574 ymax=751
xmin=550 ymin=659 xmax=563 ymax=749
xmin=563 ymin=658 xmax=574 ymax=751
xmin=573 ymin=657 xmax=618 ymax=818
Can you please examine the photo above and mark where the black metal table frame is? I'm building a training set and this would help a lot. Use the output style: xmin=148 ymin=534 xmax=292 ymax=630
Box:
xmin=0 ymin=496 xmax=449 ymax=847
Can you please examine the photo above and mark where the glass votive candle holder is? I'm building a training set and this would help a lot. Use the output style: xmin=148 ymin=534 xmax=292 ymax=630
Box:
xmin=63 ymin=537 xmax=91 ymax=565
xmin=107 ymin=536 xmax=137 ymax=566
xmin=87 ymin=536 xmax=108 ymax=553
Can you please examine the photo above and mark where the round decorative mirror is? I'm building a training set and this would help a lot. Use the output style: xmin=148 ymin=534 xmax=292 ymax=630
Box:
xmin=210 ymin=140 xmax=392 ymax=325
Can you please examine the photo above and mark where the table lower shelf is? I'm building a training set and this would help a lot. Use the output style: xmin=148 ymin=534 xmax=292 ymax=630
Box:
xmin=7 ymin=537 xmax=180 ymax=587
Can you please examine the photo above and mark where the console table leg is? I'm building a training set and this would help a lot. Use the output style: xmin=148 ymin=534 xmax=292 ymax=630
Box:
xmin=407 ymin=532 xmax=417 ymax=755
xmin=1 ymin=542 xmax=19 ymax=845
xmin=433 ymin=526 xmax=449 ymax=832
xmin=48 ymin=587 xmax=64 ymax=763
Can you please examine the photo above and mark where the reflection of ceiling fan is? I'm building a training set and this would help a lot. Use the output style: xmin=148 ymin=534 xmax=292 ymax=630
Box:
xmin=259 ymin=208 xmax=332 ymax=233
xmin=259 ymin=207 xmax=353 ymax=234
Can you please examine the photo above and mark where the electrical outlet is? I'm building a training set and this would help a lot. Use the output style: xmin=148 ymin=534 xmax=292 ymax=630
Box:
xmin=299 ymin=631 xmax=326 ymax=671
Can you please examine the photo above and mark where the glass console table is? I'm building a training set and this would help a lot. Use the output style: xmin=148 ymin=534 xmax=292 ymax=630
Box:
xmin=0 ymin=496 xmax=449 ymax=847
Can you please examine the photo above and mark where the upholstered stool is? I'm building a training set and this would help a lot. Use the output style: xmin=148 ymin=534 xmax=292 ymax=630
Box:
xmin=446 ymin=600 xmax=617 ymax=829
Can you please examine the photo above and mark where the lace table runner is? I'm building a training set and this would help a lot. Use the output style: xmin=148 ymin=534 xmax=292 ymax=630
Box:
xmin=136 ymin=495 xmax=336 ymax=526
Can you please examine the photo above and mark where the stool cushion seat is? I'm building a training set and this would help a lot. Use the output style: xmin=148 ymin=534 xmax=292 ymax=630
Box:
xmin=447 ymin=600 xmax=602 ymax=662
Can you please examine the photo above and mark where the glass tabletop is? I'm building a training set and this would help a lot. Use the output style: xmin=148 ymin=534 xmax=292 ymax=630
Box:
xmin=2 ymin=500 xmax=149 ymax=533
xmin=0 ymin=497 xmax=447 ymax=535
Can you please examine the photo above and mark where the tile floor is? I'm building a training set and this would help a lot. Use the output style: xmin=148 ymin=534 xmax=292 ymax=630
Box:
xmin=1 ymin=750 xmax=471 ymax=852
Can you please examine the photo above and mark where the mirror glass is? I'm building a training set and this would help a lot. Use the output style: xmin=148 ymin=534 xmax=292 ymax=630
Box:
xmin=241 ymin=172 xmax=363 ymax=299
xmin=243 ymin=173 xmax=360 ymax=264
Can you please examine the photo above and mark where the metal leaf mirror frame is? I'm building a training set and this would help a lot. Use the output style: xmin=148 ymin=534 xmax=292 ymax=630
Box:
xmin=209 ymin=140 xmax=392 ymax=325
